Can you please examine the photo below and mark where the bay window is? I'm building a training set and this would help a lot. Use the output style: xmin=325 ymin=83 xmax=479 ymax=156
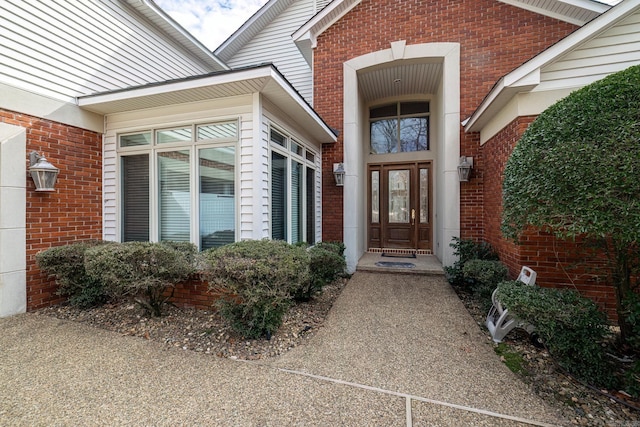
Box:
xmin=270 ymin=128 xmax=318 ymax=245
xmin=118 ymin=121 xmax=237 ymax=250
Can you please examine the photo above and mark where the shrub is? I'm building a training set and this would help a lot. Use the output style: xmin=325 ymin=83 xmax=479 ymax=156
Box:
xmin=36 ymin=240 xmax=112 ymax=308
xmin=623 ymin=292 xmax=640 ymax=353
xmin=294 ymin=246 xmax=346 ymax=302
xmin=462 ymin=259 xmax=508 ymax=304
xmin=496 ymin=281 xmax=615 ymax=386
xmin=445 ymin=237 xmax=499 ymax=286
xmin=84 ymin=242 xmax=194 ymax=317
xmin=314 ymin=241 xmax=346 ymax=257
xmin=202 ymin=239 xmax=310 ymax=339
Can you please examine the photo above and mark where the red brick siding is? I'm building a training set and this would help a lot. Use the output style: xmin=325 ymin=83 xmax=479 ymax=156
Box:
xmin=313 ymin=0 xmax=577 ymax=243
xmin=0 ymin=109 xmax=103 ymax=310
xmin=483 ymin=117 xmax=618 ymax=319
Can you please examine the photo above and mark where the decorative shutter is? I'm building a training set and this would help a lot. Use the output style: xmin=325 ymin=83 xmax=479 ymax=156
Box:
xmin=271 ymin=152 xmax=287 ymax=241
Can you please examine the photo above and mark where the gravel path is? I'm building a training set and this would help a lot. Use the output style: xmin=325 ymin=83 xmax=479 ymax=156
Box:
xmin=1 ymin=272 xmax=572 ymax=426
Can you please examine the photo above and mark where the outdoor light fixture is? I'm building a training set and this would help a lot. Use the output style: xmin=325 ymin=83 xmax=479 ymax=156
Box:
xmin=457 ymin=156 xmax=473 ymax=182
xmin=333 ymin=162 xmax=346 ymax=187
xmin=29 ymin=151 xmax=59 ymax=192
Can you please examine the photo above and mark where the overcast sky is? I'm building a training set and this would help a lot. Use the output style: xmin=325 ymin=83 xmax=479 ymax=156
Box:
xmin=155 ymin=0 xmax=269 ymax=51
xmin=155 ymin=0 xmax=622 ymax=51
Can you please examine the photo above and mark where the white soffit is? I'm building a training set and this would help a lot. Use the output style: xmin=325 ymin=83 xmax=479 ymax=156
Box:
xmin=498 ymin=0 xmax=610 ymax=25
xmin=465 ymin=0 xmax=637 ymax=133
xmin=77 ymin=66 xmax=337 ymax=143
xmin=358 ymin=61 xmax=443 ymax=102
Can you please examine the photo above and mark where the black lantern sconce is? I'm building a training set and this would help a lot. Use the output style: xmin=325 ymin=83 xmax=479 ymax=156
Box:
xmin=29 ymin=152 xmax=59 ymax=192
xmin=457 ymin=156 xmax=473 ymax=182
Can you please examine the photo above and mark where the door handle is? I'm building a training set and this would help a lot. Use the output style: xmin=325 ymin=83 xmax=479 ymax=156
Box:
xmin=411 ymin=209 xmax=416 ymax=226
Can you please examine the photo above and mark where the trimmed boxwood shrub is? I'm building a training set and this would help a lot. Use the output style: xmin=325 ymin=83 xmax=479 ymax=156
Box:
xmin=463 ymin=259 xmax=508 ymax=305
xmin=202 ymin=239 xmax=310 ymax=339
xmin=295 ymin=245 xmax=346 ymax=302
xmin=496 ymin=280 xmax=615 ymax=386
xmin=445 ymin=237 xmax=498 ymax=286
xmin=314 ymin=241 xmax=346 ymax=257
xmin=84 ymin=242 xmax=195 ymax=317
xmin=36 ymin=240 xmax=113 ymax=308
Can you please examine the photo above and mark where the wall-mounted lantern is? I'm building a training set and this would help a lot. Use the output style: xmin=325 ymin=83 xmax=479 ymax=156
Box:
xmin=457 ymin=156 xmax=473 ymax=182
xmin=333 ymin=162 xmax=346 ymax=187
xmin=29 ymin=152 xmax=59 ymax=192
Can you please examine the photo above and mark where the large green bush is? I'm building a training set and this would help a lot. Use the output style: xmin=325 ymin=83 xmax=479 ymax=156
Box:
xmin=445 ymin=237 xmax=499 ymax=286
xmin=36 ymin=240 xmax=112 ymax=308
xmin=84 ymin=242 xmax=195 ymax=316
xmin=202 ymin=239 xmax=310 ymax=339
xmin=502 ymin=64 xmax=640 ymax=343
xmin=496 ymin=281 xmax=614 ymax=386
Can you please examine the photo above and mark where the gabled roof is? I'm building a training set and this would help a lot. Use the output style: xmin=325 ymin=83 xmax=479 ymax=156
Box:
xmin=292 ymin=0 xmax=611 ymax=58
xmin=77 ymin=64 xmax=337 ymax=143
xmin=128 ymin=0 xmax=228 ymax=71
xmin=214 ymin=0 xmax=296 ymax=62
xmin=464 ymin=0 xmax=639 ymax=133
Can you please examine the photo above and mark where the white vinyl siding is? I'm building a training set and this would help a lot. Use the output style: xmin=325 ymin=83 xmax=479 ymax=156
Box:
xmin=315 ymin=0 xmax=332 ymax=11
xmin=0 ymin=0 xmax=214 ymax=101
xmin=226 ymin=0 xmax=315 ymax=104
xmin=538 ymin=11 xmax=640 ymax=91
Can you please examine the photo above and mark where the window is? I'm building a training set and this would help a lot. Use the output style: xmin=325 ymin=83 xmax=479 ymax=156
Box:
xmin=118 ymin=121 xmax=237 ymax=249
xmin=269 ymin=128 xmax=318 ymax=245
xmin=370 ymin=102 xmax=429 ymax=154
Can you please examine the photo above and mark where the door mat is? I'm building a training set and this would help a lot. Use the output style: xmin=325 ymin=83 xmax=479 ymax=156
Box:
xmin=375 ymin=261 xmax=416 ymax=269
xmin=381 ymin=252 xmax=417 ymax=259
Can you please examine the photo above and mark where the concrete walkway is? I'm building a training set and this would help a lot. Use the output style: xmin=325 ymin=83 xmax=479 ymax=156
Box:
xmin=0 ymin=273 xmax=567 ymax=426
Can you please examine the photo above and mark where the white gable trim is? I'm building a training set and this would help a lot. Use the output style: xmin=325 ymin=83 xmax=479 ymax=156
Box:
xmin=292 ymin=0 xmax=361 ymax=49
xmin=498 ymin=0 xmax=610 ymax=26
xmin=465 ymin=0 xmax=640 ymax=134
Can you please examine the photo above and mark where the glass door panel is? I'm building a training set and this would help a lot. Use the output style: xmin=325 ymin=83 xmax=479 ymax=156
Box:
xmin=388 ymin=170 xmax=410 ymax=223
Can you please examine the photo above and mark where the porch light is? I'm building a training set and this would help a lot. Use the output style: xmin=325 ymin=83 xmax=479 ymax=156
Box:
xmin=333 ymin=162 xmax=346 ymax=187
xmin=29 ymin=151 xmax=59 ymax=192
xmin=457 ymin=156 xmax=473 ymax=182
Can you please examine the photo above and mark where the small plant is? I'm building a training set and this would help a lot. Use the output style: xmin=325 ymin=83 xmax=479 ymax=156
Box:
xmin=36 ymin=240 xmax=112 ymax=308
xmin=202 ymin=239 xmax=310 ymax=339
xmin=462 ymin=259 xmax=508 ymax=305
xmin=496 ymin=281 xmax=615 ymax=386
xmin=445 ymin=237 xmax=498 ymax=286
xmin=294 ymin=245 xmax=346 ymax=302
xmin=622 ymin=292 xmax=640 ymax=353
xmin=494 ymin=343 xmax=528 ymax=376
xmin=84 ymin=242 xmax=194 ymax=317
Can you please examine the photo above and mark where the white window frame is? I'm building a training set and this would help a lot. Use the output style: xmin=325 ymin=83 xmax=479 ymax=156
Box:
xmin=268 ymin=125 xmax=319 ymax=245
xmin=116 ymin=119 xmax=239 ymax=250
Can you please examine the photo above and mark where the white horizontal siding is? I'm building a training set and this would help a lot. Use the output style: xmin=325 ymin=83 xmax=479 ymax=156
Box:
xmin=240 ymin=112 xmax=270 ymax=241
xmin=226 ymin=0 xmax=314 ymax=104
xmin=537 ymin=11 xmax=640 ymax=91
xmin=102 ymin=97 xmax=253 ymax=242
xmin=0 ymin=0 xmax=214 ymax=102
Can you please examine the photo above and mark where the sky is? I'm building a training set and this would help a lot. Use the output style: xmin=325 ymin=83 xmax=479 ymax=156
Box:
xmin=155 ymin=0 xmax=622 ymax=52
xmin=155 ymin=0 xmax=269 ymax=51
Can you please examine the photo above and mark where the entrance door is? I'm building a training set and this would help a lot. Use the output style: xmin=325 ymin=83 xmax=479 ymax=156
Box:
xmin=368 ymin=162 xmax=432 ymax=251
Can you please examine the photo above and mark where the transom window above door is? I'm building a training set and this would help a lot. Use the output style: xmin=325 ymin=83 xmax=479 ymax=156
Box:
xmin=370 ymin=101 xmax=429 ymax=154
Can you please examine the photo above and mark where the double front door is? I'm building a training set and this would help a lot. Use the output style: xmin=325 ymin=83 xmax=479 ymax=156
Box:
xmin=368 ymin=162 xmax=432 ymax=251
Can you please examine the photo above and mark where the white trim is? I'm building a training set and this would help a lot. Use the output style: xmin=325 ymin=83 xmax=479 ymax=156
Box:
xmin=465 ymin=0 xmax=640 ymax=133
xmin=498 ymin=0 xmax=609 ymax=25
xmin=292 ymin=0 xmax=362 ymax=48
xmin=0 ymin=83 xmax=104 ymax=133
xmin=0 ymin=123 xmax=27 ymax=317
xmin=342 ymin=42 xmax=460 ymax=272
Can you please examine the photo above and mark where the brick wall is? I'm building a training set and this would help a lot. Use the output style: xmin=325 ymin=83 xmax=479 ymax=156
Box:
xmin=483 ymin=117 xmax=618 ymax=319
xmin=0 ymin=109 xmax=103 ymax=310
xmin=313 ymin=0 xmax=577 ymax=243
